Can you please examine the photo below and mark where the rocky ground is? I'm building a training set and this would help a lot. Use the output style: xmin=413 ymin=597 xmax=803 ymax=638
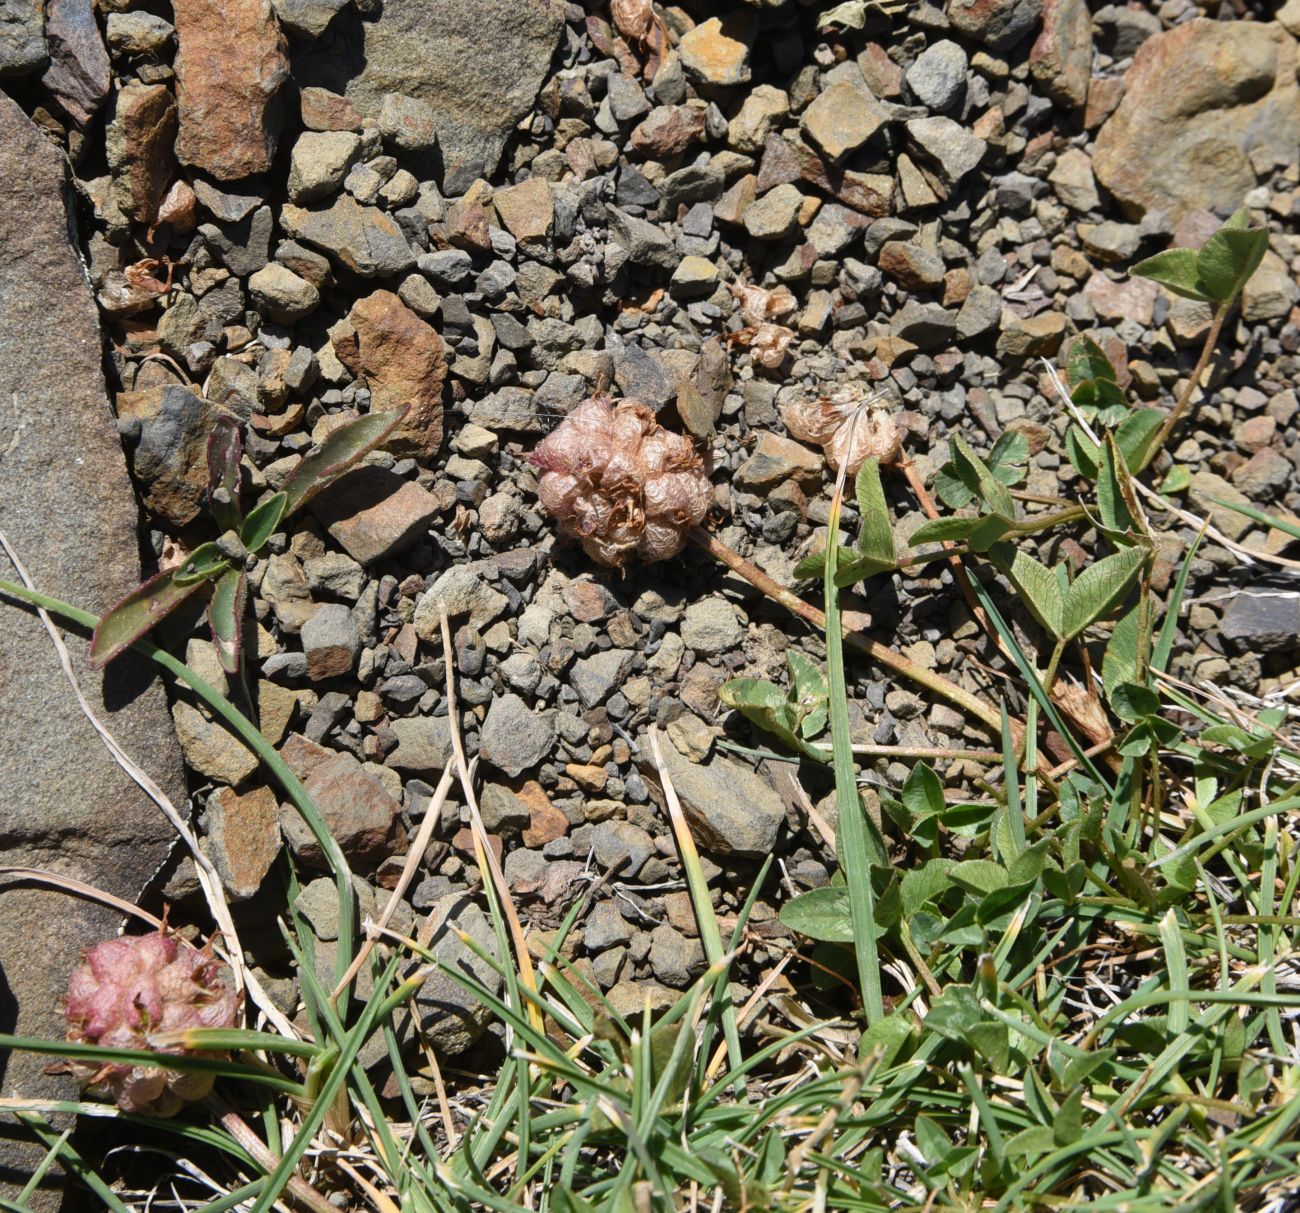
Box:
xmin=2 ymin=0 xmax=1300 ymax=1095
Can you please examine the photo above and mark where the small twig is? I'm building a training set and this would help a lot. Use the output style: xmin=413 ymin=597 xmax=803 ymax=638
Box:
xmin=1150 ymin=302 xmax=1228 ymax=457
xmin=215 ymin=1106 xmax=338 ymax=1213
xmin=689 ymin=527 xmax=1003 ymax=734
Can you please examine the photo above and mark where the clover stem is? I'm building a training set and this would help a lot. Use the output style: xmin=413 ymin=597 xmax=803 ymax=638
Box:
xmin=687 ymin=528 xmax=1003 ymax=734
xmin=1151 ymin=300 xmax=1229 ymax=458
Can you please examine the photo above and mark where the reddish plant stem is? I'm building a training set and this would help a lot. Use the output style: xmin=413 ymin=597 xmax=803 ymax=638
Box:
xmin=1151 ymin=302 xmax=1229 ymax=457
xmin=689 ymin=527 xmax=1002 ymax=734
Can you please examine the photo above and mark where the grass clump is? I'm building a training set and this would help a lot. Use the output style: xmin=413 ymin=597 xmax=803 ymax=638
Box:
xmin=2 ymin=206 xmax=1300 ymax=1212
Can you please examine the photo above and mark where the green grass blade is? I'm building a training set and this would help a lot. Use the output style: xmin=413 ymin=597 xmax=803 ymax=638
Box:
xmin=824 ymin=487 xmax=885 ymax=1025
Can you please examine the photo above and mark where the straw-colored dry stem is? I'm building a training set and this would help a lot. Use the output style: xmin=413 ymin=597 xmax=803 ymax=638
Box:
xmin=689 ymin=528 xmax=1003 ymax=733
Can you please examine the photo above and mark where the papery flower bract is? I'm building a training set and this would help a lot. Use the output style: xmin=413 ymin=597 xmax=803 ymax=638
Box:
xmin=62 ymin=928 xmax=241 ymax=1116
xmin=782 ymin=384 xmax=902 ymax=475
xmin=530 ymin=396 xmax=711 ymax=567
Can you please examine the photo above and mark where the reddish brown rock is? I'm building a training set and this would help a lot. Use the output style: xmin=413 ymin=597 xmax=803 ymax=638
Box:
xmin=173 ymin=0 xmax=289 ymax=180
xmin=114 ymin=384 xmax=216 ymax=526
xmin=630 ymin=104 xmax=707 ymax=158
xmin=204 ymin=785 xmax=281 ymax=901
xmin=1029 ymin=0 xmax=1091 ymax=109
xmin=106 ymin=81 xmax=179 ymax=224
xmin=1084 ymin=271 xmax=1160 ymax=326
xmin=309 ymin=466 xmax=440 ymax=564
xmin=332 ymin=290 xmax=446 ymax=460
xmin=299 ymin=85 xmax=361 ymax=131
xmin=757 ymin=134 xmax=893 ymax=217
xmin=1093 ymin=19 xmax=1300 ymax=220
xmin=279 ymin=751 xmax=407 ymax=870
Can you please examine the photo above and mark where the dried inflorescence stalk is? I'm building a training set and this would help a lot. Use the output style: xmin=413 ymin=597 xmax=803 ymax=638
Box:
xmin=530 ymin=396 xmax=712 ymax=566
xmin=62 ymin=929 xmax=241 ymax=1116
xmin=782 ymin=384 xmax=902 ymax=476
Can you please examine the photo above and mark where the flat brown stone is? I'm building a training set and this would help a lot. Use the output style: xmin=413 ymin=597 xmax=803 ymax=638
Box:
xmin=204 ymin=785 xmax=281 ymax=900
xmin=106 ymin=80 xmax=178 ymax=224
xmin=310 ymin=465 xmax=440 ymax=564
xmin=173 ymin=0 xmax=289 ymax=180
xmin=332 ymin=289 xmax=446 ymax=460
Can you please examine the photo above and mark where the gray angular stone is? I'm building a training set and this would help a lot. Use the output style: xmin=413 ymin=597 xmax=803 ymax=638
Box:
xmin=1221 ymin=593 xmax=1300 ymax=653
xmin=649 ymin=923 xmax=706 ymax=988
xmin=414 ymin=564 xmax=509 ymax=633
xmin=287 ymin=129 xmax=362 ymax=203
xmin=0 ymin=98 xmax=182 ymax=1206
xmin=584 ymin=900 xmax=634 ymax=951
xmin=281 ymin=195 xmax=416 ymax=277
xmin=271 ymin=0 xmax=349 ymax=37
xmin=905 ymin=39 xmax=967 ymax=111
xmin=200 ymin=204 xmax=274 ymax=276
xmin=0 ymin=0 xmax=46 ymax=78
xmin=293 ymin=0 xmax=563 ymax=182
xmin=301 ymin=603 xmax=361 ymax=680
xmin=571 ymin=649 xmax=636 ymax=709
xmin=906 ymin=117 xmax=987 ymax=190
xmin=413 ymin=894 xmax=504 ymax=1054
xmin=947 ymin=0 xmax=1042 ymax=50
xmin=682 ymin=598 xmax=744 ymax=656
xmin=592 ymin=820 xmax=656 ymax=878
xmin=106 ymin=11 xmax=174 ymax=55
xmin=40 ymin=0 xmax=110 ymax=126
xmin=607 ymin=206 xmax=681 ymax=270
xmin=640 ymin=740 xmax=785 ymax=857
xmin=248 ymin=262 xmax=321 ymax=322
xmin=387 ymin=715 xmax=454 ymax=774
xmin=480 ymin=693 xmax=556 ymax=777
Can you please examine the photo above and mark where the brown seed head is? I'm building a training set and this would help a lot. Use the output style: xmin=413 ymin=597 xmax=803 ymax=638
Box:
xmin=530 ymin=396 xmax=711 ymax=567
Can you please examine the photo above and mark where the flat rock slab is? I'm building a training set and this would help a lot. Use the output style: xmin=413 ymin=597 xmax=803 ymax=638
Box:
xmin=292 ymin=0 xmax=564 ymax=185
xmin=0 ymin=96 xmax=183 ymax=1208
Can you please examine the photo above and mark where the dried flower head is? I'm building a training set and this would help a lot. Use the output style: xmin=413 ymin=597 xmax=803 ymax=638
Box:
xmin=727 ymin=282 xmax=798 ymax=370
xmin=63 ymin=929 xmax=241 ymax=1116
xmin=530 ymin=396 xmax=711 ymax=567
xmin=782 ymin=384 xmax=902 ymax=475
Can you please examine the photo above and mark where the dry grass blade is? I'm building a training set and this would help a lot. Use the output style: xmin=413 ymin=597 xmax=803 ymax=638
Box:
xmin=0 ymin=867 xmax=165 ymax=930
xmin=0 ymin=529 xmax=295 ymax=1040
xmin=331 ymin=762 xmax=459 ymax=1001
xmin=438 ymin=605 xmax=544 ymax=1035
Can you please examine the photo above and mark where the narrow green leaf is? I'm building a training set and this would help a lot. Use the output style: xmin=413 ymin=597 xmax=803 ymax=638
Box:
xmin=1206 ymin=495 xmax=1300 ymax=543
xmin=1196 ymin=223 xmax=1268 ymax=303
xmin=1132 ymin=248 xmax=1210 ymax=301
xmin=833 ymin=553 xmax=894 ymax=587
xmin=206 ymin=415 xmax=243 ymax=533
xmin=855 ymin=458 xmax=895 ymax=565
xmin=1061 ymin=546 xmax=1147 ymax=640
xmin=778 ymin=886 xmax=853 ymax=942
xmin=280 ymin=405 xmax=409 ymax=516
xmin=953 ymin=435 xmax=1015 ymax=520
xmin=1114 ymin=407 xmax=1165 ymax=473
xmin=966 ymin=513 xmax=1015 ymax=553
xmin=1065 ymin=427 xmax=1099 ymax=480
xmin=172 ymin=541 xmax=230 ymax=587
xmin=239 ymin=491 xmax=288 ymax=555
xmin=1153 ymin=528 xmax=1205 ymax=675
xmin=1158 ymin=908 xmax=1190 ymax=1035
xmin=1096 ymin=436 xmax=1135 ymax=534
xmin=207 ymin=567 xmax=247 ymax=676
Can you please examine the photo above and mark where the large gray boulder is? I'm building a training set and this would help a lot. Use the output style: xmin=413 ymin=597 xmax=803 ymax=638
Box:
xmin=0 ymin=95 xmax=183 ymax=1207
xmin=292 ymin=0 xmax=565 ymax=187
